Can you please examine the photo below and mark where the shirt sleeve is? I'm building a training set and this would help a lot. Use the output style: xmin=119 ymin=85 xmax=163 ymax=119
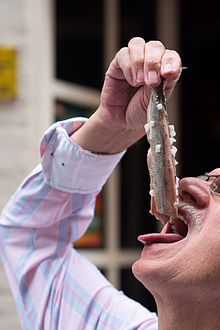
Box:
xmin=0 ymin=117 xmax=158 ymax=330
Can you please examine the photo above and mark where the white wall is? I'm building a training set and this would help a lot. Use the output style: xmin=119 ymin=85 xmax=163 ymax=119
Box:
xmin=0 ymin=0 xmax=53 ymax=328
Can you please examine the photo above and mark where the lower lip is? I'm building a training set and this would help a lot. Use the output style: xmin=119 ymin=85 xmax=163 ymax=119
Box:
xmin=139 ymin=238 xmax=185 ymax=258
xmin=138 ymin=233 xmax=184 ymax=245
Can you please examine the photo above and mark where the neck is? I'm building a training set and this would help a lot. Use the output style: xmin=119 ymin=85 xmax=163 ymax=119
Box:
xmin=156 ymin=294 xmax=220 ymax=330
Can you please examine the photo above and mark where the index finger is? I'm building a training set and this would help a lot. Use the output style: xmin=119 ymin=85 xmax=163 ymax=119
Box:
xmin=160 ymin=49 xmax=182 ymax=98
xmin=161 ymin=49 xmax=182 ymax=79
xmin=144 ymin=41 xmax=165 ymax=87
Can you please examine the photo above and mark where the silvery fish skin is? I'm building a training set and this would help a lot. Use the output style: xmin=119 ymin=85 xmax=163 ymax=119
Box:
xmin=145 ymin=82 xmax=178 ymax=224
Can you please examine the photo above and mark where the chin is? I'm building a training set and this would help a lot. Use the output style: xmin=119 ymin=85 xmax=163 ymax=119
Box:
xmin=131 ymin=249 xmax=186 ymax=300
xmin=132 ymin=257 xmax=163 ymax=295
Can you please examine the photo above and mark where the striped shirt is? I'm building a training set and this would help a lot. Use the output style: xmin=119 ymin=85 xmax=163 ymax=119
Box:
xmin=0 ymin=118 xmax=158 ymax=329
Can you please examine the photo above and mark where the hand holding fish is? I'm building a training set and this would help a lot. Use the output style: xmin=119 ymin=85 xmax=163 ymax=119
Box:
xmin=99 ymin=38 xmax=181 ymax=133
xmin=72 ymin=37 xmax=182 ymax=155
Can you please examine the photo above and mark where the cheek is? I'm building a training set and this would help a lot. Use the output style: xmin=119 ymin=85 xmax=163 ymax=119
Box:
xmin=177 ymin=232 xmax=220 ymax=287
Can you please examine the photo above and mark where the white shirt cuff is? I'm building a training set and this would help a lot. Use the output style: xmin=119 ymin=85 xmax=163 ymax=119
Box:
xmin=40 ymin=118 xmax=126 ymax=193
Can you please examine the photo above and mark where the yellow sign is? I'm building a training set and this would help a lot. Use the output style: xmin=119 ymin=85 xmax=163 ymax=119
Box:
xmin=0 ymin=48 xmax=16 ymax=99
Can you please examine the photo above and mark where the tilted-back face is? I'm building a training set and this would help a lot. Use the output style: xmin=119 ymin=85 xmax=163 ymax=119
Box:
xmin=132 ymin=168 xmax=220 ymax=303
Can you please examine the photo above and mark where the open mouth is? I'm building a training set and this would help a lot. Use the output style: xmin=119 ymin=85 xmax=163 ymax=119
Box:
xmin=138 ymin=213 xmax=189 ymax=245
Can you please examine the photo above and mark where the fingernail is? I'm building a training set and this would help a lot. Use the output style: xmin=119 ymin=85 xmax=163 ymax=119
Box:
xmin=147 ymin=71 xmax=158 ymax=85
xmin=136 ymin=69 xmax=144 ymax=83
xmin=138 ymin=239 xmax=146 ymax=245
xmin=163 ymin=63 xmax=173 ymax=73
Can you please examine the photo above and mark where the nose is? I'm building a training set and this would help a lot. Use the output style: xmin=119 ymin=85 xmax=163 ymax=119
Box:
xmin=179 ymin=177 xmax=210 ymax=208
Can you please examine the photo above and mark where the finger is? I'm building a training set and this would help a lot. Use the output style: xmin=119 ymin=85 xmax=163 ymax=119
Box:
xmin=160 ymin=49 xmax=182 ymax=98
xmin=128 ymin=37 xmax=146 ymax=85
xmin=113 ymin=47 xmax=134 ymax=86
xmin=161 ymin=49 xmax=182 ymax=79
xmin=144 ymin=41 xmax=165 ymax=87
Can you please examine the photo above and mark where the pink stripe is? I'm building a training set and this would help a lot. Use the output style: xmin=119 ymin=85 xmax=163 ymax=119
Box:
xmin=21 ymin=297 xmax=36 ymax=330
xmin=63 ymin=282 xmax=123 ymax=330
xmin=5 ymin=186 xmax=39 ymax=224
xmin=46 ymin=295 xmax=59 ymax=327
xmin=2 ymin=175 xmax=38 ymax=225
xmin=51 ymin=315 xmax=59 ymax=326
xmin=15 ymin=189 xmax=39 ymax=219
xmin=21 ymin=307 xmax=25 ymax=320
xmin=47 ymin=260 xmax=56 ymax=277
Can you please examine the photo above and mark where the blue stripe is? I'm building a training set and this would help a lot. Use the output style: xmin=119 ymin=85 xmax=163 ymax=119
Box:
xmin=15 ymin=229 xmax=40 ymax=329
xmin=56 ymin=216 xmax=73 ymax=252
xmin=72 ymin=193 xmax=96 ymax=243
xmin=38 ymin=260 xmax=61 ymax=330
xmin=62 ymin=270 xmax=125 ymax=329
xmin=37 ymin=213 xmax=74 ymax=328
xmin=56 ymin=192 xmax=95 ymax=249
xmin=47 ymin=289 xmax=61 ymax=330
xmin=16 ymin=280 xmax=39 ymax=330
xmin=5 ymin=173 xmax=51 ymax=227
xmin=38 ymin=226 xmax=73 ymax=329
xmin=0 ymin=226 xmax=12 ymax=265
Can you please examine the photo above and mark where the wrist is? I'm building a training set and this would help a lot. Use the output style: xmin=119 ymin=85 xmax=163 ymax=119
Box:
xmin=70 ymin=111 xmax=144 ymax=154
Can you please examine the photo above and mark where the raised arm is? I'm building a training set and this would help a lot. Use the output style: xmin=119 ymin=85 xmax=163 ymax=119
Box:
xmin=0 ymin=118 xmax=125 ymax=329
xmin=0 ymin=38 xmax=181 ymax=330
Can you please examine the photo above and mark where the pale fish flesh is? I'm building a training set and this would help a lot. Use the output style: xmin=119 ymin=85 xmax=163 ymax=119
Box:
xmin=145 ymin=82 xmax=178 ymax=223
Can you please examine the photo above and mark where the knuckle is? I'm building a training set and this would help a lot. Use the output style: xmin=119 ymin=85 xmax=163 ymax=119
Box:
xmin=145 ymin=57 xmax=161 ymax=71
xmin=123 ymin=63 xmax=131 ymax=72
xmin=165 ymin=49 xmax=179 ymax=59
xmin=128 ymin=37 xmax=145 ymax=47
xmin=117 ymin=47 xmax=128 ymax=56
xmin=116 ymin=47 xmax=129 ymax=61
xmin=146 ymin=57 xmax=159 ymax=65
xmin=133 ymin=57 xmax=144 ymax=67
xmin=146 ymin=40 xmax=164 ymax=49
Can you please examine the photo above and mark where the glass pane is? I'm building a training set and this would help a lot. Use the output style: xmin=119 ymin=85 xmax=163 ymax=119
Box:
xmin=120 ymin=0 xmax=156 ymax=47
xmin=121 ymin=268 xmax=157 ymax=313
xmin=55 ymin=0 xmax=104 ymax=89
xmin=180 ymin=0 xmax=220 ymax=177
xmin=55 ymin=99 xmax=92 ymax=120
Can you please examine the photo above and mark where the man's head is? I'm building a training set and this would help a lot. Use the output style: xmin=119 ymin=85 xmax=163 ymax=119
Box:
xmin=132 ymin=168 xmax=220 ymax=305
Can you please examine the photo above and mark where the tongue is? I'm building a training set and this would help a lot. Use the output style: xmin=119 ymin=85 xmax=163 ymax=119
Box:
xmin=138 ymin=233 xmax=183 ymax=245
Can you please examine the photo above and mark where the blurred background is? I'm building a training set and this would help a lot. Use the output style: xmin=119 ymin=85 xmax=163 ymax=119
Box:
xmin=0 ymin=0 xmax=219 ymax=328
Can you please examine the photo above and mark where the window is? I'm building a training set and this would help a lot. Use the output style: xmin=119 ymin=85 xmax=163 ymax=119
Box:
xmin=53 ymin=0 xmax=179 ymax=313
